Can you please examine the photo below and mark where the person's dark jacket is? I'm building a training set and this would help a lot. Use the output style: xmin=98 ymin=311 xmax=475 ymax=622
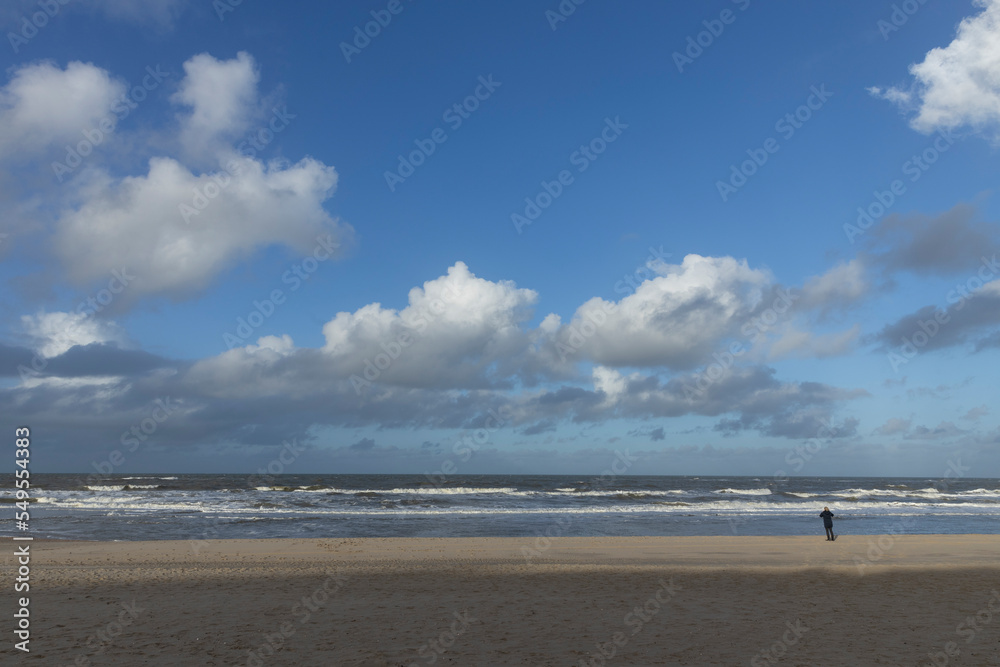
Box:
xmin=819 ymin=510 xmax=834 ymax=527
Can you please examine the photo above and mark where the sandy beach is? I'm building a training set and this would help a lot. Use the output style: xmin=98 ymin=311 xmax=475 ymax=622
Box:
xmin=7 ymin=535 xmax=1000 ymax=666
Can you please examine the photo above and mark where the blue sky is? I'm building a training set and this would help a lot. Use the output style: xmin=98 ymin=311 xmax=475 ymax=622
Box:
xmin=2 ymin=0 xmax=999 ymax=476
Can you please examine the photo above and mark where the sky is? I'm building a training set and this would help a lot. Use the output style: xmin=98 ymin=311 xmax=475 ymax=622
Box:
xmin=1 ymin=0 xmax=999 ymax=477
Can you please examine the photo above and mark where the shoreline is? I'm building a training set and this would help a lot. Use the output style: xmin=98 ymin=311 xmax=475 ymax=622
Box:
xmin=11 ymin=533 xmax=1000 ymax=564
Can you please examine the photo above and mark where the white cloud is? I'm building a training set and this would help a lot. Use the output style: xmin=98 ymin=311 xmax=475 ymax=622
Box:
xmin=558 ymin=254 xmax=770 ymax=369
xmin=768 ymin=325 xmax=860 ymax=361
xmin=322 ymin=261 xmax=538 ymax=388
xmin=592 ymin=366 xmax=627 ymax=403
xmin=871 ymin=0 xmax=1000 ymax=141
xmin=2 ymin=0 xmax=188 ymax=28
xmin=173 ymin=52 xmax=260 ymax=158
xmin=799 ymin=259 xmax=868 ymax=312
xmin=21 ymin=311 xmax=128 ymax=357
xmin=54 ymin=155 xmax=348 ymax=302
xmin=35 ymin=51 xmax=353 ymax=305
xmin=875 ymin=417 xmax=912 ymax=436
xmin=247 ymin=334 xmax=295 ymax=356
xmin=94 ymin=0 xmax=187 ymax=26
xmin=0 ymin=61 xmax=124 ymax=157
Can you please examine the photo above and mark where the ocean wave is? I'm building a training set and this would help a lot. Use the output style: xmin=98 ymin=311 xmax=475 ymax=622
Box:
xmin=85 ymin=484 xmax=161 ymax=491
xmin=257 ymin=486 xmax=524 ymax=496
xmin=825 ymin=487 xmax=1000 ymax=500
xmin=713 ymin=488 xmax=772 ymax=496
xmin=26 ymin=495 xmax=1000 ymax=517
xmin=548 ymin=489 xmax=688 ymax=497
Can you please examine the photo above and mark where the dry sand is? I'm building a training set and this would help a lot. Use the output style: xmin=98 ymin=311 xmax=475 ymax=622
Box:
xmin=5 ymin=535 xmax=1000 ymax=666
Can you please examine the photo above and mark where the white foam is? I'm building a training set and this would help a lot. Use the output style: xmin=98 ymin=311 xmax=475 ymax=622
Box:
xmin=713 ymin=488 xmax=772 ymax=496
xmin=269 ymin=486 xmax=525 ymax=496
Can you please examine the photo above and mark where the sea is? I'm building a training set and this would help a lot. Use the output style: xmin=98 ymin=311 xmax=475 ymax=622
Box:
xmin=1 ymin=473 xmax=998 ymax=542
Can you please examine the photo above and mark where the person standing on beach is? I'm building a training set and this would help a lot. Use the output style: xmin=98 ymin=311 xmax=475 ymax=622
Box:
xmin=820 ymin=507 xmax=835 ymax=541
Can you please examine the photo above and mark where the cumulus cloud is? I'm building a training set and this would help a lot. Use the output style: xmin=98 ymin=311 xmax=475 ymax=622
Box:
xmin=0 ymin=61 xmax=125 ymax=157
xmin=864 ymin=204 xmax=1000 ymax=277
xmin=0 ymin=256 xmax=874 ymax=458
xmin=871 ymin=279 xmax=1000 ymax=354
xmin=21 ymin=311 xmax=129 ymax=358
xmin=553 ymin=254 xmax=769 ymax=370
xmin=172 ymin=52 xmax=260 ymax=158
xmin=322 ymin=261 xmax=538 ymax=389
xmin=798 ymin=259 xmax=868 ymax=313
xmin=54 ymin=155 xmax=348 ymax=303
xmin=12 ymin=52 xmax=356 ymax=306
xmin=870 ymin=0 xmax=1000 ymax=141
